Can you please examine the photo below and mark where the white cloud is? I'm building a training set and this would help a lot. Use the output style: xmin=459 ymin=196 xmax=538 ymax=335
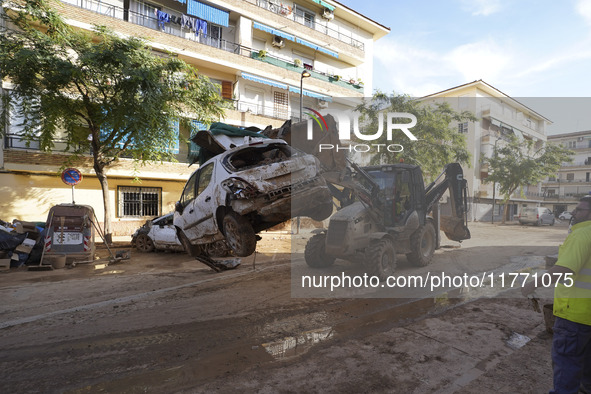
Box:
xmin=373 ymin=37 xmax=515 ymax=96
xmin=576 ymin=0 xmax=591 ymax=25
xmin=459 ymin=0 xmax=502 ymax=16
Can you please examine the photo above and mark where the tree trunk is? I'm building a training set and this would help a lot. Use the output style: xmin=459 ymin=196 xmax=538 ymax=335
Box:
xmin=94 ymin=164 xmax=113 ymax=245
xmin=502 ymin=203 xmax=509 ymax=224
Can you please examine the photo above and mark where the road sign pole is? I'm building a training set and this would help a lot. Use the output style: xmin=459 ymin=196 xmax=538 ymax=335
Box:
xmin=72 ymin=185 xmax=75 ymax=204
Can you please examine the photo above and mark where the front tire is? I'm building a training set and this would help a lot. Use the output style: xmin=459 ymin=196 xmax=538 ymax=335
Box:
xmin=407 ymin=222 xmax=436 ymax=267
xmin=304 ymin=233 xmax=335 ymax=268
xmin=223 ymin=212 xmax=256 ymax=257
xmin=135 ymin=233 xmax=155 ymax=253
xmin=367 ymin=239 xmax=396 ymax=281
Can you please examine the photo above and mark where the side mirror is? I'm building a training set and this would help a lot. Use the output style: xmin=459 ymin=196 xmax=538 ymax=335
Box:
xmin=175 ymin=201 xmax=184 ymax=214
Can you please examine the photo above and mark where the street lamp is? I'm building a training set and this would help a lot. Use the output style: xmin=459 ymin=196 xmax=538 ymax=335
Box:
xmin=299 ymin=70 xmax=311 ymax=122
xmin=296 ymin=70 xmax=311 ymax=235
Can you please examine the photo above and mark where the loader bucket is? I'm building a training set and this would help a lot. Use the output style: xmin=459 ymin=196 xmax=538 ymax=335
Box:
xmin=440 ymin=215 xmax=471 ymax=242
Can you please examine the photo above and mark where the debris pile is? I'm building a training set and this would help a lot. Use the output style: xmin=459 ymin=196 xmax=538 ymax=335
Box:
xmin=0 ymin=219 xmax=44 ymax=270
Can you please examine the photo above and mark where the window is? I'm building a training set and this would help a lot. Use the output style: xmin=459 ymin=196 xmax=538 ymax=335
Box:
xmin=294 ymin=5 xmax=315 ymax=29
xmin=197 ymin=163 xmax=214 ymax=195
xmin=568 ymin=141 xmax=577 ymax=149
xmin=118 ymin=186 xmax=161 ymax=217
xmin=134 ymin=1 xmax=159 ymax=29
xmin=179 ymin=172 xmax=198 ymax=208
xmin=274 ymin=91 xmax=288 ymax=119
xmin=458 ymin=122 xmax=468 ymax=134
xmin=566 ymin=173 xmax=575 ymax=181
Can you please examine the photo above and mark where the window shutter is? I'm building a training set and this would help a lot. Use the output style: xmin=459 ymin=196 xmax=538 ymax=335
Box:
xmin=221 ymin=81 xmax=233 ymax=99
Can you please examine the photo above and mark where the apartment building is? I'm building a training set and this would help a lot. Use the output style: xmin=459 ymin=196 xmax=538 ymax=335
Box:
xmin=542 ymin=131 xmax=591 ymax=214
xmin=422 ymin=80 xmax=552 ymax=222
xmin=0 ymin=0 xmax=389 ymax=234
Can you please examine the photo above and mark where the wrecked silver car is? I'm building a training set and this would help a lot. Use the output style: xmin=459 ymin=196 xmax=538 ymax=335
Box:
xmin=174 ymin=138 xmax=333 ymax=257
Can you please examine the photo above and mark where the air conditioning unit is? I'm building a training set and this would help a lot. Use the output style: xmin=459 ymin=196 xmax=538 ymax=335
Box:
xmin=272 ymin=35 xmax=285 ymax=48
xmin=317 ymin=99 xmax=328 ymax=108
xmin=322 ymin=8 xmax=334 ymax=20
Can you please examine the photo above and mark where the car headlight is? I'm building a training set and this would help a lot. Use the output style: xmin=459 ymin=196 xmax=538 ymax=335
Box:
xmin=221 ymin=177 xmax=258 ymax=199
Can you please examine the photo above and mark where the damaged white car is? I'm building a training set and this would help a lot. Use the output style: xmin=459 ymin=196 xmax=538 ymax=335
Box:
xmin=174 ymin=135 xmax=333 ymax=257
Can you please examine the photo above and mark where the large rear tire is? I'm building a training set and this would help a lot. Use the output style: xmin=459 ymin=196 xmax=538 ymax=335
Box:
xmin=407 ymin=221 xmax=436 ymax=267
xmin=308 ymin=203 xmax=334 ymax=221
xmin=304 ymin=233 xmax=335 ymax=268
xmin=367 ymin=239 xmax=396 ymax=281
xmin=223 ymin=212 xmax=257 ymax=257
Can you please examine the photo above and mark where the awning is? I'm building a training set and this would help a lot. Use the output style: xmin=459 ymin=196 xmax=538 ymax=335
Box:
xmin=241 ymin=72 xmax=288 ymax=90
xmin=187 ymin=0 xmax=229 ymax=27
xmin=288 ymin=86 xmax=332 ymax=102
xmin=253 ymin=22 xmax=295 ymax=42
xmin=295 ymin=37 xmax=338 ymax=58
xmin=491 ymin=117 xmax=524 ymax=140
xmin=253 ymin=22 xmax=339 ymax=58
xmin=311 ymin=0 xmax=335 ymax=11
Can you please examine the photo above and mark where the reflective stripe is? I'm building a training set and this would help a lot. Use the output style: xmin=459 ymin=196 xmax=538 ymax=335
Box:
xmin=580 ymin=268 xmax=591 ymax=276
xmin=574 ymin=281 xmax=591 ymax=290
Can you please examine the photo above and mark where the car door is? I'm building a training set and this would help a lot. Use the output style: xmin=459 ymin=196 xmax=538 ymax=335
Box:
xmin=178 ymin=162 xmax=219 ymax=242
xmin=542 ymin=208 xmax=554 ymax=223
xmin=151 ymin=214 xmax=179 ymax=248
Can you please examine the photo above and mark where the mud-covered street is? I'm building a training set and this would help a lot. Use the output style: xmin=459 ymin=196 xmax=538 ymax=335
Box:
xmin=0 ymin=222 xmax=567 ymax=393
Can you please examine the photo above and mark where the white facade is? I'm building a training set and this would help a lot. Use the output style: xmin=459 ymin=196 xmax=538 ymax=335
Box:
xmin=423 ymin=80 xmax=552 ymax=222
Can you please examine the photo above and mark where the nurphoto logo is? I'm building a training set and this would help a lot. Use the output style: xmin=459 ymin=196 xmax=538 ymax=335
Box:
xmin=306 ymin=110 xmax=417 ymax=153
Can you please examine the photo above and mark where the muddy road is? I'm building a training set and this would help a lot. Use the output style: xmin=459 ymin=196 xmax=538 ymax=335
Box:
xmin=0 ymin=222 xmax=566 ymax=393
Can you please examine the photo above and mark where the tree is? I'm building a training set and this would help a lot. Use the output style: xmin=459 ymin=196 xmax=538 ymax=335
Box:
xmin=354 ymin=92 xmax=476 ymax=179
xmin=0 ymin=0 xmax=226 ymax=242
xmin=481 ymin=135 xmax=573 ymax=223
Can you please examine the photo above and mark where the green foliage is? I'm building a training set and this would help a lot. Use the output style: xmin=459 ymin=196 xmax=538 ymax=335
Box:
xmin=481 ymin=135 xmax=573 ymax=204
xmin=0 ymin=0 xmax=225 ymax=167
xmin=355 ymin=92 xmax=476 ymax=180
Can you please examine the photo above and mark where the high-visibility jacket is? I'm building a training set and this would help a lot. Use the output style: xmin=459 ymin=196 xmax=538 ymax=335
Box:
xmin=554 ymin=220 xmax=591 ymax=326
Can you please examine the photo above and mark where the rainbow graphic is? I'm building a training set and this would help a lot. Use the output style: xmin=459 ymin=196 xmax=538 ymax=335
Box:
xmin=304 ymin=107 xmax=328 ymax=131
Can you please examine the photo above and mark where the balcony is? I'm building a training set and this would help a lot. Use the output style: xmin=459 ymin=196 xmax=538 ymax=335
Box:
xmin=251 ymin=52 xmax=363 ymax=92
xmin=59 ymin=0 xmax=361 ymax=92
xmin=244 ymin=0 xmax=364 ymax=51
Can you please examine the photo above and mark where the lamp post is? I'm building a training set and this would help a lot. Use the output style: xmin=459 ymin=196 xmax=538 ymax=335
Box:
xmin=296 ymin=70 xmax=311 ymax=235
xmin=299 ymin=70 xmax=311 ymax=122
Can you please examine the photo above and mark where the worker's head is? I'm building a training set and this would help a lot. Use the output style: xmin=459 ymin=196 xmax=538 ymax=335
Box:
xmin=571 ymin=196 xmax=591 ymax=225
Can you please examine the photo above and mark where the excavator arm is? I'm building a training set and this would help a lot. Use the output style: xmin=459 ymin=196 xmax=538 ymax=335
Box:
xmin=424 ymin=163 xmax=471 ymax=242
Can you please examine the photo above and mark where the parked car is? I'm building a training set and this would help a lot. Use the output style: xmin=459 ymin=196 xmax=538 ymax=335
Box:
xmin=174 ymin=139 xmax=333 ymax=257
xmin=558 ymin=211 xmax=573 ymax=221
xmin=131 ymin=213 xmax=184 ymax=253
xmin=132 ymin=213 xmax=232 ymax=256
xmin=518 ymin=207 xmax=555 ymax=226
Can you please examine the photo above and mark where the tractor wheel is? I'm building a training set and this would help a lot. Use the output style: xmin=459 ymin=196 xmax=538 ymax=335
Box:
xmin=223 ymin=212 xmax=257 ymax=257
xmin=304 ymin=233 xmax=335 ymax=268
xmin=407 ymin=221 xmax=436 ymax=267
xmin=135 ymin=233 xmax=155 ymax=253
xmin=308 ymin=202 xmax=334 ymax=221
xmin=367 ymin=239 xmax=396 ymax=281
xmin=177 ymin=229 xmax=202 ymax=257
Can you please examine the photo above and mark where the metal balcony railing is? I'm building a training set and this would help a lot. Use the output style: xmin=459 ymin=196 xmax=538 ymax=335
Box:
xmin=246 ymin=0 xmax=365 ymax=51
xmin=59 ymin=0 xmax=361 ymax=92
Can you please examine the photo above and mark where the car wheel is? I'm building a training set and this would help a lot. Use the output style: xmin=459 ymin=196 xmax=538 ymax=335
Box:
xmin=205 ymin=241 xmax=231 ymax=257
xmin=406 ymin=221 xmax=436 ymax=267
xmin=223 ymin=212 xmax=257 ymax=257
xmin=304 ymin=233 xmax=335 ymax=268
xmin=177 ymin=229 xmax=202 ymax=257
xmin=136 ymin=233 xmax=155 ymax=253
xmin=366 ymin=239 xmax=396 ymax=281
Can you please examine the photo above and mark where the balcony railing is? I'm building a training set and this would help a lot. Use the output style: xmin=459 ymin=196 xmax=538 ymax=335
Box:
xmin=246 ymin=0 xmax=365 ymax=51
xmin=60 ymin=0 xmax=361 ymax=92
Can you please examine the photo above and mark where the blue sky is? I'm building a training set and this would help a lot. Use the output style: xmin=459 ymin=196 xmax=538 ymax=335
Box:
xmin=340 ymin=0 xmax=591 ymax=133
xmin=343 ymin=0 xmax=591 ymax=97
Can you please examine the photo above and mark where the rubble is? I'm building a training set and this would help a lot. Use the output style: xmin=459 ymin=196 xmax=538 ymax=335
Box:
xmin=0 ymin=219 xmax=44 ymax=270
